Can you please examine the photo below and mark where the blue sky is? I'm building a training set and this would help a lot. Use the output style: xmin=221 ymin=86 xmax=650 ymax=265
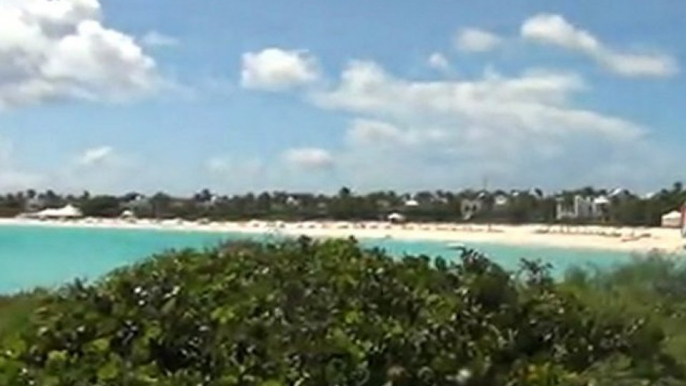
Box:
xmin=0 ymin=0 xmax=684 ymax=194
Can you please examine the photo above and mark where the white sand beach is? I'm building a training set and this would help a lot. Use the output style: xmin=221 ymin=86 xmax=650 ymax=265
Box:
xmin=0 ymin=217 xmax=683 ymax=254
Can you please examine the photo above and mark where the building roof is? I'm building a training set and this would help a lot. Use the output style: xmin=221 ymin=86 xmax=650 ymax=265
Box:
xmin=387 ymin=212 xmax=405 ymax=220
xmin=593 ymin=196 xmax=610 ymax=205
xmin=610 ymin=188 xmax=630 ymax=197
xmin=34 ymin=204 xmax=82 ymax=218
xmin=662 ymin=210 xmax=681 ymax=220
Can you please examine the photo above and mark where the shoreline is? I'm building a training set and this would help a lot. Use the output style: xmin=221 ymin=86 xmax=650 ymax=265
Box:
xmin=0 ymin=218 xmax=683 ymax=254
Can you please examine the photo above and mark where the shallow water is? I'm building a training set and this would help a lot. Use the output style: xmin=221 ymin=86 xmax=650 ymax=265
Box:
xmin=0 ymin=225 xmax=639 ymax=293
xmin=361 ymin=238 xmax=635 ymax=275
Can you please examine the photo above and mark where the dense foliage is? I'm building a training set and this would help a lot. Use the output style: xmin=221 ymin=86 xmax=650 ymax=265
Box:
xmin=563 ymin=256 xmax=686 ymax=369
xmin=0 ymin=291 xmax=46 ymax=340
xmin=3 ymin=183 xmax=686 ymax=225
xmin=0 ymin=238 xmax=682 ymax=385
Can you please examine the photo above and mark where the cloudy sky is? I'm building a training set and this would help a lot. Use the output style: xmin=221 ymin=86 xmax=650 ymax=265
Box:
xmin=0 ymin=0 xmax=684 ymax=194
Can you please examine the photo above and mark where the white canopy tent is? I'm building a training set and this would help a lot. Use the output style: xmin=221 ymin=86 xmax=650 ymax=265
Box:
xmin=593 ymin=196 xmax=610 ymax=205
xmin=661 ymin=210 xmax=681 ymax=228
xmin=33 ymin=204 xmax=83 ymax=219
xmin=120 ymin=209 xmax=136 ymax=219
xmin=387 ymin=212 xmax=406 ymax=224
xmin=404 ymin=199 xmax=419 ymax=207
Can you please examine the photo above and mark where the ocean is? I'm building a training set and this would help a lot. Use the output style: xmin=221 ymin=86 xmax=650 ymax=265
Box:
xmin=0 ymin=225 xmax=638 ymax=294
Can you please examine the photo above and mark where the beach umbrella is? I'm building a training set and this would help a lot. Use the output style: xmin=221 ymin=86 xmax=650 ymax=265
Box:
xmin=387 ymin=212 xmax=406 ymax=224
xmin=120 ymin=209 xmax=136 ymax=219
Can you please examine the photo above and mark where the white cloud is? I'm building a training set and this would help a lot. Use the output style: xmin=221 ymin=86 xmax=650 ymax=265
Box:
xmin=306 ymin=60 xmax=661 ymax=189
xmin=282 ymin=148 xmax=334 ymax=170
xmin=455 ymin=28 xmax=502 ymax=52
xmin=77 ymin=146 xmax=113 ymax=166
xmin=348 ymin=119 xmax=405 ymax=145
xmin=0 ymin=139 xmax=144 ymax=193
xmin=313 ymin=61 xmax=639 ymax=139
xmin=55 ymin=145 xmax=140 ymax=193
xmin=347 ymin=119 xmax=452 ymax=153
xmin=206 ymin=157 xmax=231 ymax=174
xmin=427 ymin=52 xmax=449 ymax=70
xmin=240 ymin=48 xmax=320 ymax=91
xmin=204 ymin=156 xmax=266 ymax=192
xmin=521 ymin=14 xmax=679 ymax=78
xmin=141 ymin=31 xmax=178 ymax=47
xmin=206 ymin=156 xmax=263 ymax=176
xmin=0 ymin=0 xmax=161 ymax=110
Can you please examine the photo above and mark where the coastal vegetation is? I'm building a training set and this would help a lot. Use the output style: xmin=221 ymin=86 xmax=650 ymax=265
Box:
xmin=3 ymin=182 xmax=686 ymax=226
xmin=0 ymin=238 xmax=685 ymax=384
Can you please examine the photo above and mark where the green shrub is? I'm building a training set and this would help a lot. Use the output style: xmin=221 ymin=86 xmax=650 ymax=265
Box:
xmin=0 ymin=238 xmax=681 ymax=385
xmin=0 ymin=290 xmax=47 ymax=338
xmin=562 ymin=255 xmax=686 ymax=377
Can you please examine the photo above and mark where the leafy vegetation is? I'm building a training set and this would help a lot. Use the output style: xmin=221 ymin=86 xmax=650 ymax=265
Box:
xmin=562 ymin=255 xmax=686 ymax=370
xmin=3 ymin=182 xmax=686 ymax=225
xmin=0 ymin=291 xmax=46 ymax=339
xmin=0 ymin=238 xmax=683 ymax=385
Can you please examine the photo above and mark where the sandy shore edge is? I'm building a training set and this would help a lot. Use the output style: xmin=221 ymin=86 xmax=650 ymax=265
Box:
xmin=0 ymin=217 xmax=683 ymax=254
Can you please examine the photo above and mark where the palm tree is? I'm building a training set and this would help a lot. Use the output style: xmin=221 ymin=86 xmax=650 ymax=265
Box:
xmin=338 ymin=186 xmax=352 ymax=198
xmin=150 ymin=192 xmax=172 ymax=218
xmin=194 ymin=189 xmax=212 ymax=202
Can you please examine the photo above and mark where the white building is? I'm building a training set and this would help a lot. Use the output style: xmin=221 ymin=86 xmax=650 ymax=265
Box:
xmin=592 ymin=196 xmax=611 ymax=220
xmin=556 ymin=195 xmax=611 ymax=221
xmin=556 ymin=196 xmax=592 ymax=220
xmin=123 ymin=194 xmax=151 ymax=212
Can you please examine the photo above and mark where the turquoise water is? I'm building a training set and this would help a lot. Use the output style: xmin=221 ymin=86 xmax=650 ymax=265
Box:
xmin=362 ymin=238 xmax=634 ymax=275
xmin=0 ymin=225 xmax=637 ymax=294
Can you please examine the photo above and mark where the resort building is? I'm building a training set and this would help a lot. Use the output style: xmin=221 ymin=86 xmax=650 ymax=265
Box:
xmin=461 ymin=198 xmax=484 ymax=220
xmin=555 ymin=195 xmax=610 ymax=221
xmin=592 ymin=196 xmax=611 ymax=221
xmin=198 ymin=194 xmax=222 ymax=209
xmin=286 ymin=196 xmax=301 ymax=207
xmin=609 ymin=188 xmax=632 ymax=200
xmin=122 ymin=194 xmax=152 ymax=215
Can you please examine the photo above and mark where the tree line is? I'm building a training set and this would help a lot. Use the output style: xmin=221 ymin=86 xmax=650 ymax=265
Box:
xmin=1 ymin=182 xmax=685 ymax=226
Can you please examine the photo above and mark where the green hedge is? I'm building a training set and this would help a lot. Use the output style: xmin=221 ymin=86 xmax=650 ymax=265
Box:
xmin=0 ymin=238 xmax=681 ymax=385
